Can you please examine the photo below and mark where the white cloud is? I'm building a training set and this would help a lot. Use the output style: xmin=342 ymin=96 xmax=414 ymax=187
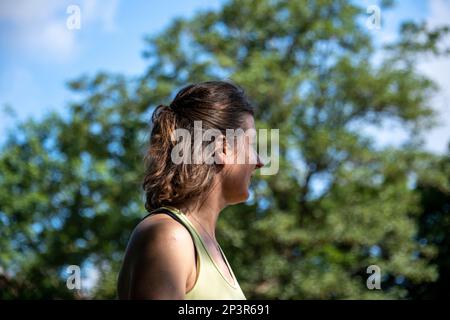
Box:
xmin=0 ymin=0 xmax=76 ymax=62
xmin=0 ymin=0 xmax=61 ymax=21
xmin=358 ymin=0 xmax=450 ymax=154
xmin=418 ymin=0 xmax=450 ymax=154
xmin=0 ymin=0 xmax=120 ymax=62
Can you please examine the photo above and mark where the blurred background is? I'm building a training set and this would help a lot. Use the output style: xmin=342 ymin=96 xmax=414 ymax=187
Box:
xmin=0 ymin=0 xmax=449 ymax=299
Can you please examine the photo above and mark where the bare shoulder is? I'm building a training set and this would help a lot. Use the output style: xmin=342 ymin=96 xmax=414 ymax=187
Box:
xmin=130 ymin=213 xmax=195 ymax=258
xmin=132 ymin=214 xmax=192 ymax=245
xmin=118 ymin=213 xmax=196 ymax=299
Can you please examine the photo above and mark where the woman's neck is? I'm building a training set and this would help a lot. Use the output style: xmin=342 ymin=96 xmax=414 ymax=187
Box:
xmin=182 ymin=179 xmax=226 ymax=240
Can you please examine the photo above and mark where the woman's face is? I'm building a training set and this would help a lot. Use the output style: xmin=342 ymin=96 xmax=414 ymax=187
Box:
xmin=220 ymin=114 xmax=263 ymax=204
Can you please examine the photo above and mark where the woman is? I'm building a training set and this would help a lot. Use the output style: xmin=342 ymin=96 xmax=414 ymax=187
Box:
xmin=117 ymin=81 xmax=264 ymax=299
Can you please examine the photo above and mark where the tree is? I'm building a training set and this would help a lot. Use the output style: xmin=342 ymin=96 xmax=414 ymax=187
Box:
xmin=0 ymin=0 xmax=448 ymax=299
xmin=408 ymin=149 xmax=450 ymax=299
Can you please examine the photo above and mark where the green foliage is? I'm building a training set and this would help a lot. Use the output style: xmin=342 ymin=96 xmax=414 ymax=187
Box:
xmin=1 ymin=0 xmax=449 ymax=299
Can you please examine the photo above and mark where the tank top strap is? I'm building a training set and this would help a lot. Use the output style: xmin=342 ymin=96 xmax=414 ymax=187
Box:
xmin=142 ymin=206 xmax=182 ymax=224
xmin=142 ymin=206 xmax=205 ymax=253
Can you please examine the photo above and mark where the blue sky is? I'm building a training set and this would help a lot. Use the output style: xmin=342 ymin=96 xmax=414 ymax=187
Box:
xmin=0 ymin=0 xmax=449 ymax=153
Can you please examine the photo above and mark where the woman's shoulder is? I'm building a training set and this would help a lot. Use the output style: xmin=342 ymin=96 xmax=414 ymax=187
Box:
xmin=130 ymin=213 xmax=194 ymax=253
xmin=118 ymin=213 xmax=196 ymax=299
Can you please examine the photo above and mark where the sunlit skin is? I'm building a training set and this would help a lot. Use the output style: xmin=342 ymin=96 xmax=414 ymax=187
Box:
xmin=117 ymin=114 xmax=263 ymax=299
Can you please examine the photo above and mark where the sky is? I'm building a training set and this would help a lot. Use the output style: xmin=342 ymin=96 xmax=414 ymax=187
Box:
xmin=0 ymin=0 xmax=449 ymax=154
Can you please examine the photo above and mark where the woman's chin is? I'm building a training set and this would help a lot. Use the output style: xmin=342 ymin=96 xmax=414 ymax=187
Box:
xmin=240 ymin=189 xmax=250 ymax=202
xmin=229 ymin=189 xmax=250 ymax=204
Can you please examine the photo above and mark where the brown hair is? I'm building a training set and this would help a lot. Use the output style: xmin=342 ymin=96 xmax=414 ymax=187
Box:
xmin=142 ymin=80 xmax=254 ymax=212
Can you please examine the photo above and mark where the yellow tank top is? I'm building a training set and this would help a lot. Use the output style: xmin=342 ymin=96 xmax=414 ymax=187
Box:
xmin=147 ymin=206 xmax=246 ymax=300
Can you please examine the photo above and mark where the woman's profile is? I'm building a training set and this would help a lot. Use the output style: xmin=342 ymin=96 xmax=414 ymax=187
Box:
xmin=117 ymin=80 xmax=264 ymax=300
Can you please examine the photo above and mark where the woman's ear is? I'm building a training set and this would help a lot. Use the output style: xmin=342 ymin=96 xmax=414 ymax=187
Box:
xmin=214 ymin=134 xmax=228 ymax=167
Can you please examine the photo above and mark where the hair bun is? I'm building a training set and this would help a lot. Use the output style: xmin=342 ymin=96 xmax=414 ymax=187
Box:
xmin=153 ymin=104 xmax=174 ymax=118
xmin=164 ymin=103 xmax=176 ymax=114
